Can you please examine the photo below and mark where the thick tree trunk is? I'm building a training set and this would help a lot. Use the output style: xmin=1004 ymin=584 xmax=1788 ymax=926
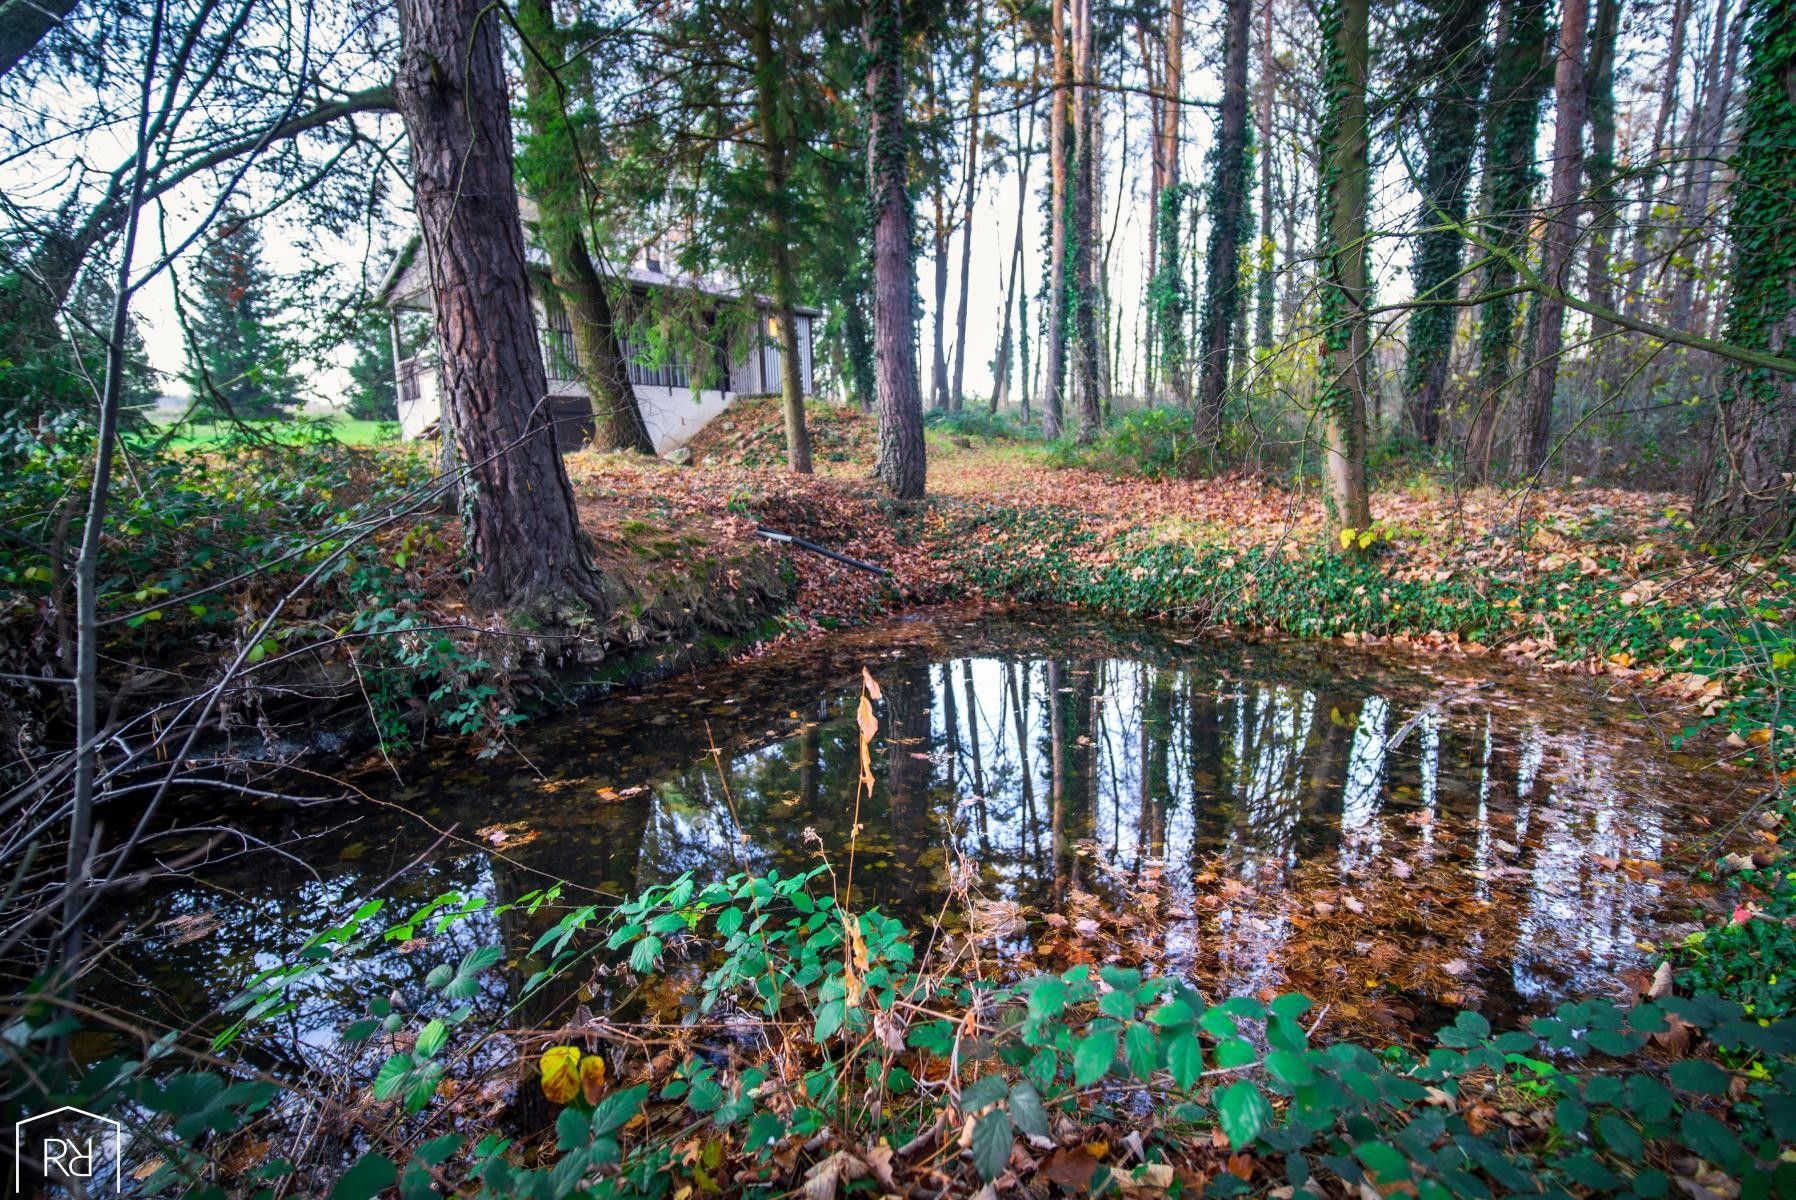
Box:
xmin=394 ymin=0 xmax=604 ymax=615
xmin=1400 ymin=0 xmax=1489 ymax=446
xmin=951 ymin=3 xmax=985 ymax=412
xmin=752 ymin=0 xmax=813 ymax=473
xmin=1043 ymin=0 xmax=1071 ymax=438
xmin=1468 ymin=0 xmax=1551 ymax=480
xmin=516 ymin=0 xmax=655 ymax=456
xmin=865 ymin=0 xmax=926 ymax=499
xmin=1317 ymin=0 xmax=1373 ymax=539
xmin=1195 ymin=0 xmax=1252 ymax=440
xmin=1701 ymin=0 xmax=1795 ymax=537
xmin=1517 ymin=0 xmax=1588 ymax=478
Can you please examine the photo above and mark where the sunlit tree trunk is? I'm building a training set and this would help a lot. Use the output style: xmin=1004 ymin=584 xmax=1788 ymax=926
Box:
xmin=394 ymin=0 xmax=605 ymax=614
xmin=1070 ymin=0 xmax=1103 ymax=440
xmin=1517 ymin=0 xmax=1588 ymax=478
xmin=1153 ymin=0 xmax=1189 ymax=405
xmin=1043 ymin=0 xmax=1071 ymax=438
xmin=1316 ymin=0 xmax=1372 ymax=539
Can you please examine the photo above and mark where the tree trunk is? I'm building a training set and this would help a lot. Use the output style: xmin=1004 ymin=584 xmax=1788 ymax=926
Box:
xmin=393 ymin=0 xmax=605 ymax=615
xmin=1043 ymin=0 xmax=1071 ymax=438
xmin=516 ymin=0 xmax=655 ymax=455
xmin=1580 ymin=0 xmax=1621 ymax=333
xmin=1070 ymin=0 xmax=1102 ymax=440
xmin=1620 ymin=0 xmax=1688 ymax=317
xmin=752 ymin=0 xmax=813 ymax=473
xmin=865 ymin=0 xmax=926 ymax=499
xmin=1701 ymin=0 xmax=1795 ymax=537
xmin=993 ymin=55 xmax=1034 ymax=412
xmin=1467 ymin=0 xmax=1551 ymax=480
xmin=1253 ymin=0 xmax=1276 ymax=354
xmin=1669 ymin=0 xmax=1742 ymax=331
xmin=951 ymin=3 xmax=985 ymax=412
xmin=1195 ymin=0 xmax=1252 ymax=440
xmin=1317 ymin=0 xmax=1372 ymax=540
xmin=1517 ymin=0 xmax=1588 ymax=478
xmin=1400 ymin=0 xmax=1489 ymax=446
xmin=1152 ymin=0 xmax=1189 ymax=405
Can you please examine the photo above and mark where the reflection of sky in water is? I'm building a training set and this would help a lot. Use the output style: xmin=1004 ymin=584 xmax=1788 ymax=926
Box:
xmin=91 ymin=615 xmax=1726 ymax=1047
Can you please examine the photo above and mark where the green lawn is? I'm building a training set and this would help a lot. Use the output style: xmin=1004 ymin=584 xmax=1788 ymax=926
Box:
xmin=146 ymin=415 xmax=402 ymax=448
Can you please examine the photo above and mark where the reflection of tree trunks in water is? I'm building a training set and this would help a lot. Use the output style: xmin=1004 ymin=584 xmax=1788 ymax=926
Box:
xmin=797 ymin=714 xmax=821 ymax=811
xmin=1298 ymin=696 xmax=1358 ymax=858
xmin=1009 ymin=663 xmax=1042 ymax=871
xmin=1187 ymin=679 xmax=1231 ymax=855
xmin=941 ymin=662 xmax=961 ymax=793
xmin=882 ymin=664 xmax=938 ymax=892
xmin=1048 ymin=662 xmax=1067 ymax=902
xmin=962 ymin=660 xmax=989 ymax=852
xmin=1143 ymin=669 xmax=1173 ymax=861
xmin=1062 ymin=662 xmax=1100 ymax=893
xmin=1135 ymin=667 xmax=1152 ymax=869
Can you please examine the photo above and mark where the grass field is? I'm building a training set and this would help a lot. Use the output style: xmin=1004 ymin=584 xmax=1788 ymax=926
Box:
xmin=145 ymin=414 xmax=402 ymax=448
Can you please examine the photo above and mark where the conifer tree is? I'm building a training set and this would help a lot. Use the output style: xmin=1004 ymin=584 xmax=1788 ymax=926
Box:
xmin=181 ymin=218 xmax=302 ymax=420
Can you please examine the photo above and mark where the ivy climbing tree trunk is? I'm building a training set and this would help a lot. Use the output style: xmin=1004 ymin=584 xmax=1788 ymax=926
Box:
xmin=1517 ymin=0 xmax=1588 ymax=478
xmin=1153 ymin=0 xmax=1188 ymax=405
xmin=1042 ymin=0 xmax=1071 ymax=438
xmin=865 ymin=0 xmax=926 ymax=499
xmin=1400 ymin=0 xmax=1488 ymax=448
xmin=1254 ymin=0 xmax=1277 ymax=356
xmin=1194 ymin=0 xmax=1252 ymax=441
xmin=394 ymin=0 xmax=606 ymax=615
xmin=1316 ymin=0 xmax=1372 ymax=542
xmin=1070 ymin=0 xmax=1103 ymax=441
xmin=1700 ymin=0 xmax=1796 ymax=536
xmin=515 ymin=0 xmax=655 ymax=456
xmin=751 ymin=0 xmax=813 ymax=473
xmin=1466 ymin=0 xmax=1551 ymax=480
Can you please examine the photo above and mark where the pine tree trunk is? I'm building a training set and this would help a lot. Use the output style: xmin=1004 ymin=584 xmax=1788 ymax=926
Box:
xmin=1317 ymin=0 xmax=1372 ymax=540
xmin=1467 ymin=0 xmax=1551 ymax=480
xmin=394 ymin=0 xmax=605 ymax=615
xmin=1400 ymin=0 xmax=1489 ymax=447
xmin=1517 ymin=0 xmax=1588 ymax=478
xmin=751 ymin=0 xmax=813 ymax=472
xmin=1043 ymin=0 xmax=1070 ymax=438
xmin=865 ymin=0 xmax=926 ymax=499
xmin=1195 ymin=0 xmax=1252 ymax=439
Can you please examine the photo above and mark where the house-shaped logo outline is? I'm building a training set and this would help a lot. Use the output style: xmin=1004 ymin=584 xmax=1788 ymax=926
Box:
xmin=12 ymin=1105 xmax=123 ymax=1194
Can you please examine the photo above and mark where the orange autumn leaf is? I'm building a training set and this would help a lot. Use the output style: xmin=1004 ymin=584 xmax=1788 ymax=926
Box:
xmin=580 ymin=1053 xmax=608 ymax=1105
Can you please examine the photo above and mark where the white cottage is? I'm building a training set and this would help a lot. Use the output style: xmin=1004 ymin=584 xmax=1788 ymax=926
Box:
xmin=375 ymin=234 xmax=817 ymax=455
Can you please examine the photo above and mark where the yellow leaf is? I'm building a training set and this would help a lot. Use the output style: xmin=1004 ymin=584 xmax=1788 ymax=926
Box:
xmin=580 ymin=1053 xmax=608 ymax=1104
xmin=1357 ymin=531 xmax=1375 ymax=550
xmin=1339 ymin=528 xmax=1356 ymax=549
xmin=540 ymin=1045 xmax=582 ymax=1105
xmin=856 ymin=694 xmax=878 ymax=788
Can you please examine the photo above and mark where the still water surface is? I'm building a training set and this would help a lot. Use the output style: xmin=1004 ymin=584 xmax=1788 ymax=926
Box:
xmin=96 ymin=609 xmax=1743 ymax=1051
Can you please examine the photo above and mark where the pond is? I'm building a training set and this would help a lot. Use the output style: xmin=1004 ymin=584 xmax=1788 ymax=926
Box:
xmin=88 ymin=608 xmax=1745 ymax=1061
